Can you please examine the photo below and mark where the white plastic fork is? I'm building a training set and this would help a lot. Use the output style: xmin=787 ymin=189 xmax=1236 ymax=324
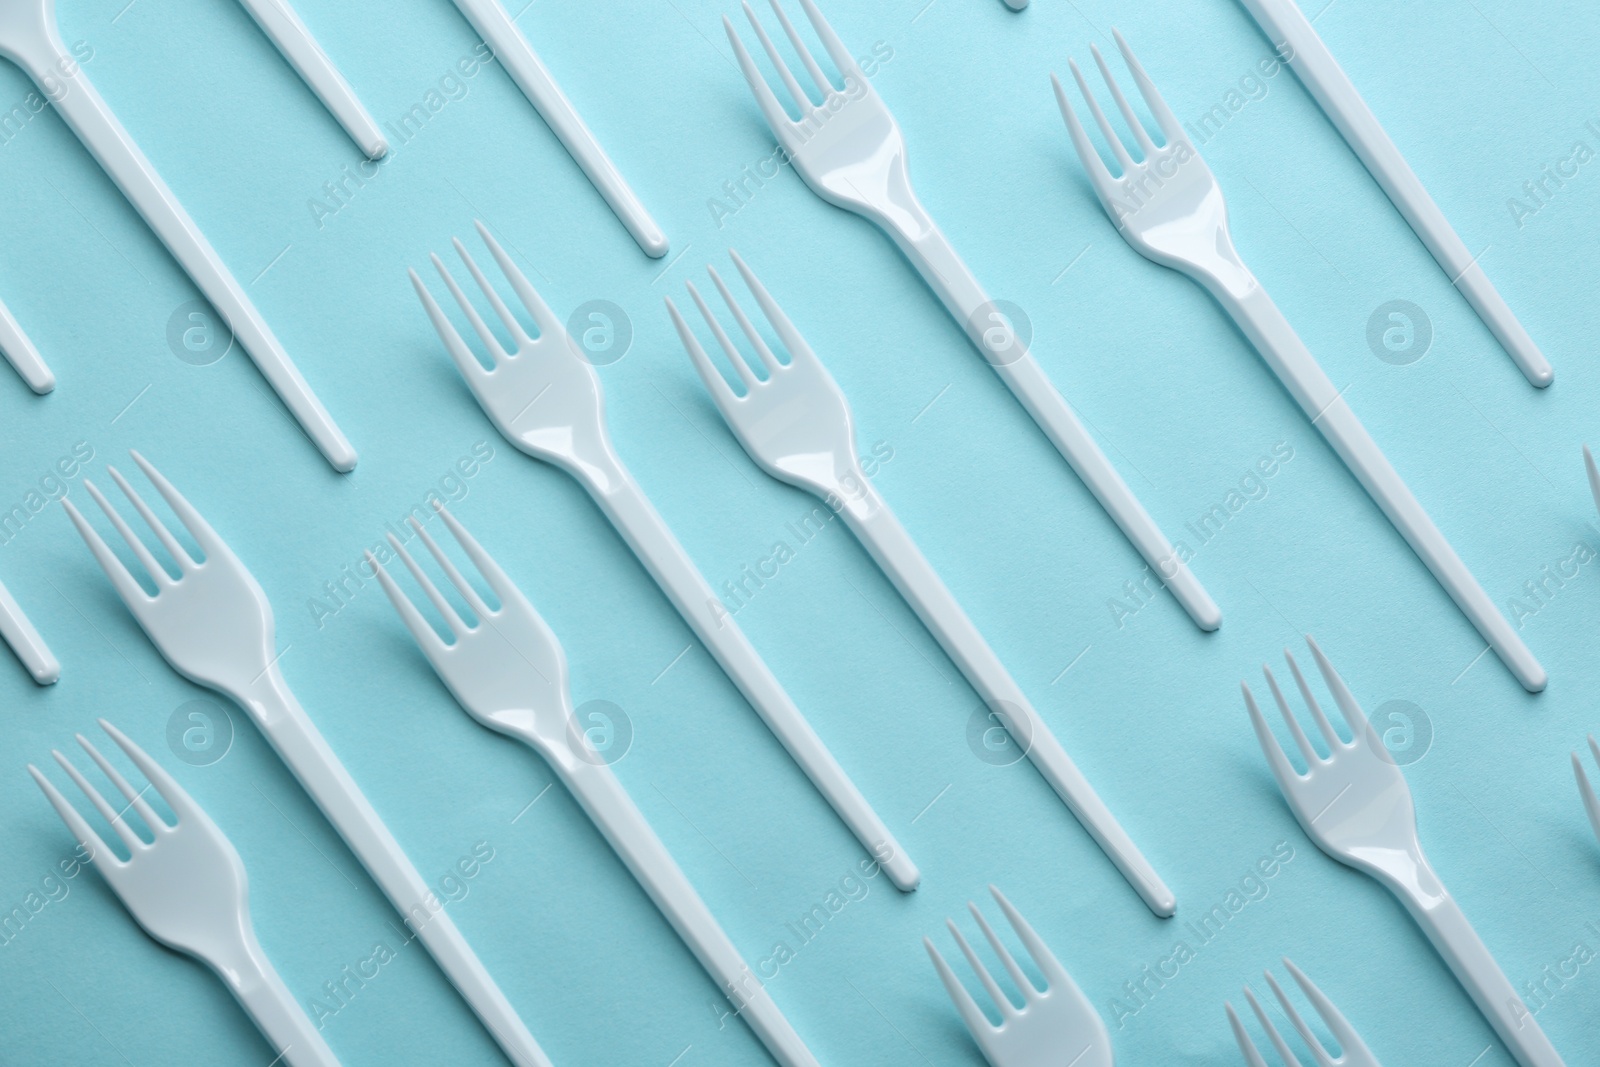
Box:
xmin=409 ymin=222 xmax=918 ymax=892
xmin=724 ymin=0 xmax=1220 ymax=634
xmin=30 ymin=720 xmax=339 ymax=1067
xmin=670 ymin=251 xmax=1174 ymax=917
xmin=60 ymin=452 xmax=550 ymax=1067
xmin=0 ymin=0 xmax=355 ymax=471
xmin=1056 ymin=32 xmax=1544 ymax=693
xmin=234 ymin=0 xmax=387 ymax=158
xmin=1243 ymin=637 xmax=1564 ymax=1067
xmin=0 ymin=293 xmax=52 ymax=392
xmin=1572 ymin=736 xmax=1600 ymax=850
xmin=0 ymin=570 xmax=57 ymax=684
xmin=370 ymin=505 xmax=820 ymax=1067
xmin=1225 ymin=959 xmax=1381 ymax=1067
xmin=924 ymin=885 xmax=1112 ymax=1067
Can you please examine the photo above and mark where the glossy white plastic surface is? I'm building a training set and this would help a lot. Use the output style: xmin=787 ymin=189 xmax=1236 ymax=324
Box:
xmin=1238 ymin=0 xmax=1551 ymax=388
xmin=1573 ymin=734 xmax=1600 ymax=850
xmin=671 ymin=251 xmax=1174 ymax=917
xmin=1055 ymin=33 xmax=1545 ymax=694
xmin=60 ymin=453 xmax=549 ymax=1067
xmin=725 ymin=0 xmax=1220 ymax=634
xmin=0 ymin=570 xmax=57 ymax=684
xmin=410 ymin=222 xmax=918 ymax=892
xmin=1226 ymin=958 xmax=1381 ymax=1067
xmin=445 ymin=0 xmax=665 ymax=257
xmin=235 ymin=0 xmax=386 ymax=158
xmin=924 ymin=886 xmax=1111 ymax=1067
xmin=0 ymin=0 xmax=355 ymax=471
xmin=30 ymin=721 xmax=339 ymax=1067
xmin=1244 ymin=638 xmax=1565 ymax=1067
xmin=371 ymin=506 xmax=820 ymax=1067
xmin=0 ymin=295 xmax=52 ymax=392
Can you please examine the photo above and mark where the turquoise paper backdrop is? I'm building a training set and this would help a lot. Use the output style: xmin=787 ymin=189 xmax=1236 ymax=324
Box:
xmin=4 ymin=0 xmax=1600 ymax=1062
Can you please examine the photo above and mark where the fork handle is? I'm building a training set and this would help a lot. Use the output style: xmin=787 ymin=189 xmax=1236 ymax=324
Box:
xmin=218 ymin=923 xmax=341 ymax=1067
xmin=548 ymin=751 xmax=820 ymax=1067
xmin=0 ymin=294 xmax=53 ymax=393
xmin=842 ymin=482 xmax=1177 ymax=917
xmin=887 ymin=216 xmax=1221 ymax=633
xmin=1216 ymin=281 xmax=1545 ymax=693
xmin=9 ymin=27 xmax=357 ymax=471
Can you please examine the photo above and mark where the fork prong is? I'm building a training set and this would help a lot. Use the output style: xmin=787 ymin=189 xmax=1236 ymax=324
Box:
xmin=1282 ymin=959 xmax=1366 ymax=1065
xmin=947 ymin=918 xmax=1016 ymax=1020
xmin=129 ymin=452 xmax=227 ymax=562
xmin=1243 ymin=682 xmax=1302 ymax=787
xmin=454 ymin=237 xmax=532 ymax=351
xmin=1264 ymin=970 xmax=1335 ymax=1067
xmin=730 ymin=250 xmax=820 ymax=376
xmin=107 ymin=464 xmax=195 ymax=572
xmin=431 ymin=252 xmax=510 ymax=366
xmin=1285 ymin=650 xmax=1342 ymax=753
xmin=1263 ymin=666 xmax=1320 ymax=766
xmin=724 ymin=16 xmax=799 ymax=143
xmin=98 ymin=720 xmax=196 ymax=826
xmin=924 ymin=937 xmax=995 ymax=1039
xmin=1305 ymin=636 xmax=1375 ymax=743
xmin=686 ymin=280 xmax=758 ymax=390
xmin=473 ymin=222 xmax=565 ymax=340
xmin=1584 ymin=445 xmax=1600 ymax=518
xmin=412 ymin=269 xmax=494 ymax=385
xmin=369 ymin=550 xmax=450 ymax=658
xmin=668 ymin=298 xmax=741 ymax=416
xmin=1052 ymin=73 xmax=1118 ymax=208
xmin=989 ymin=885 xmax=1069 ymax=989
xmin=1225 ymin=1003 xmax=1273 ymax=1067
xmin=1091 ymin=43 xmax=1158 ymax=158
xmin=431 ymin=504 xmax=532 ymax=624
xmin=968 ymin=901 xmax=1035 ymax=1000
xmin=82 ymin=479 xmax=169 ymax=591
xmin=1243 ymin=985 xmax=1305 ymax=1067
xmin=797 ymin=0 xmax=865 ymax=84
xmin=409 ymin=514 xmax=491 ymax=622
xmin=1112 ymin=28 xmax=1186 ymax=147
xmin=767 ymin=0 xmax=833 ymax=100
xmin=708 ymin=264 xmax=782 ymax=376
xmin=386 ymin=531 xmax=469 ymax=640
xmin=77 ymin=731 xmax=164 ymax=832
xmin=1069 ymin=57 xmax=1135 ymax=175
xmin=61 ymin=498 xmax=148 ymax=607
xmin=53 ymin=749 xmax=144 ymax=853
xmin=743 ymin=1 xmax=811 ymax=118
xmin=1573 ymin=743 xmax=1600 ymax=846
xmin=29 ymin=764 xmax=117 ymax=870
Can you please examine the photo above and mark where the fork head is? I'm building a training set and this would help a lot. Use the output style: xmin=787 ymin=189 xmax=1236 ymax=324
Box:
xmin=1242 ymin=637 xmax=1420 ymax=884
xmin=924 ymin=885 xmax=1111 ymax=1067
xmin=29 ymin=720 xmax=252 ymax=962
xmin=667 ymin=250 xmax=867 ymax=506
xmin=62 ymin=451 xmax=275 ymax=696
xmin=1572 ymin=734 xmax=1600 ymax=849
xmin=726 ymin=0 xmax=914 ymax=226
xmin=1054 ymin=31 xmax=1251 ymax=292
xmin=1225 ymin=958 xmax=1380 ymax=1067
xmin=411 ymin=221 xmax=619 ymax=485
xmin=369 ymin=504 xmax=582 ymax=762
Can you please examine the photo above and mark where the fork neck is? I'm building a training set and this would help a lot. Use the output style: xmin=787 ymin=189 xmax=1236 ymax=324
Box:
xmin=230 ymin=662 xmax=302 ymax=731
xmin=1349 ymin=838 xmax=1447 ymax=908
xmin=0 ymin=3 xmax=65 ymax=77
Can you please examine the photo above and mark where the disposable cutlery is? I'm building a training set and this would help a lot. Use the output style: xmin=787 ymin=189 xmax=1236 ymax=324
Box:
xmin=1056 ymin=32 xmax=1544 ymax=692
xmin=0 ymin=294 xmax=52 ymax=392
xmin=671 ymin=251 xmax=1173 ymax=916
xmin=30 ymin=720 xmax=339 ymax=1067
xmin=1573 ymin=735 xmax=1600 ymax=849
xmin=443 ymin=0 xmax=665 ymax=257
xmin=1237 ymin=0 xmax=1551 ymax=387
xmin=924 ymin=885 xmax=1112 ymax=1067
xmin=61 ymin=452 xmax=548 ymax=1067
xmin=410 ymin=222 xmax=918 ymax=892
xmin=1226 ymin=958 xmax=1381 ymax=1066
xmin=1244 ymin=636 xmax=1564 ymax=1067
xmin=234 ymin=0 xmax=386 ymax=158
xmin=0 ymin=570 xmax=57 ymax=684
xmin=0 ymin=0 xmax=355 ymax=471
xmin=724 ymin=0 xmax=1220 ymax=634
xmin=371 ymin=505 xmax=819 ymax=1067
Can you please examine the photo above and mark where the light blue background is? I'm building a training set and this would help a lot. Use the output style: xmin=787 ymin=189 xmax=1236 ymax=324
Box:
xmin=3 ymin=0 xmax=1600 ymax=1063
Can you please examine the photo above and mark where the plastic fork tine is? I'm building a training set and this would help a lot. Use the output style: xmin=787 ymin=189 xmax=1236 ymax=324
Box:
xmin=474 ymin=222 xmax=562 ymax=338
xmin=386 ymin=531 xmax=469 ymax=640
xmin=431 ymin=252 xmax=509 ymax=365
xmin=1091 ymin=43 xmax=1158 ymax=157
xmin=1306 ymin=636 xmax=1374 ymax=740
xmin=368 ymin=549 xmax=449 ymax=656
xmin=1243 ymin=682 xmax=1301 ymax=785
xmin=925 ymin=938 xmax=995 ymax=1037
xmin=53 ymin=749 xmax=144 ymax=853
xmin=99 ymin=720 xmax=193 ymax=824
xmin=29 ymin=765 xmax=115 ymax=868
xmin=408 ymin=515 xmax=492 ymax=621
xmin=1243 ymin=985 xmax=1304 ymax=1067
xmin=1052 ymin=74 xmax=1116 ymax=200
xmin=81 ymin=479 xmax=169 ymax=590
xmin=1112 ymin=28 xmax=1185 ymax=145
xmin=61 ymin=497 xmax=147 ymax=605
xmin=946 ymin=919 xmax=1015 ymax=1019
xmin=77 ymin=732 xmax=163 ymax=832
xmin=1263 ymin=971 xmax=1333 ymax=1067
xmin=1282 ymin=959 xmax=1363 ymax=1061
xmin=432 ymin=504 xmax=524 ymax=619
xmin=968 ymin=902 xmax=1033 ymax=998
xmin=668 ymin=298 xmax=740 ymax=410
xmin=1284 ymin=650 xmax=1342 ymax=752
xmin=1575 ymin=737 xmax=1600 ymax=846
xmin=1069 ymin=57 xmax=1135 ymax=174
xmin=724 ymin=16 xmax=797 ymax=139
xmin=729 ymin=250 xmax=811 ymax=372
xmin=686 ymin=280 xmax=758 ymax=389
xmin=743 ymin=2 xmax=810 ymax=118
xmin=129 ymin=452 xmax=224 ymax=560
xmin=1263 ymin=666 xmax=1319 ymax=766
xmin=990 ymin=885 xmax=1069 ymax=988
xmin=707 ymin=265 xmax=782 ymax=375
xmin=1584 ymin=445 xmax=1600 ymax=517
xmin=453 ymin=237 xmax=531 ymax=350
xmin=107 ymin=464 xmax=193 ymax=572
xmin=797 ymin=0 xmax=863 ymax=83
xmin=1226 ymin=1003 xmax=1273 ymax=1067
xmin=767 ymin=0 xmax=832 ymax=99
xmin=411 ymin=269 xmax=491 ymax=383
